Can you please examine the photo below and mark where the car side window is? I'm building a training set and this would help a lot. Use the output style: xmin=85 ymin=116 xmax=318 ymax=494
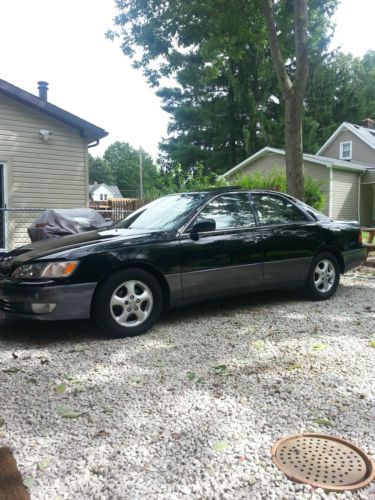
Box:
xmin=197 ymin=193 xmax=256 ymax=230
xmin=251 ymin=194 xmax=307 ymax=226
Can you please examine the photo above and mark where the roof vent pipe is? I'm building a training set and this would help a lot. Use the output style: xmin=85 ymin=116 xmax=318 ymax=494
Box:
xmin=37 ymin=81 xmax=49 ymax=101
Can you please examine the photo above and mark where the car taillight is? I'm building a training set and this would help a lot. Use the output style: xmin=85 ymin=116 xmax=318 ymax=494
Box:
xmin=358 ymin=232 xmax=363 ymax=244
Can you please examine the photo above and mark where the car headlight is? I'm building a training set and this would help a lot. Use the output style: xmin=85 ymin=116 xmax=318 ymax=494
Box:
xmin=11 ymin=261 xmax=79 ymax=280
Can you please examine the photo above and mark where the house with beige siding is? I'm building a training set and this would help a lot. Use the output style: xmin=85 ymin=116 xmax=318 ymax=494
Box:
xmin=223 ymin=119 xmax=375 ymax=224
xmin=0 ymin=79 xmax=108 ymax=251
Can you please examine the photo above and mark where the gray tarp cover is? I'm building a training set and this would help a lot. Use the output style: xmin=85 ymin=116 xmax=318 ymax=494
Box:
xmin=28 ymin=208 xmax=111 ymax=242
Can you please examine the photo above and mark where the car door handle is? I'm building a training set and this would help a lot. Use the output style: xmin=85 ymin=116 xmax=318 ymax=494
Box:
xmin=244 ymin=236 xmax=261 ymax=243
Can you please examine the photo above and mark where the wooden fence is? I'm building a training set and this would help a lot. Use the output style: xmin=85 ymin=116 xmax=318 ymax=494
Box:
xmin=89 ymin=198 xmax=146 ymax=221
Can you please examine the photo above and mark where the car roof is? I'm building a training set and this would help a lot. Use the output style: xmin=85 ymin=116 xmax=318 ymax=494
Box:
xmin=175 ymin=186 xmax=295 ymax=198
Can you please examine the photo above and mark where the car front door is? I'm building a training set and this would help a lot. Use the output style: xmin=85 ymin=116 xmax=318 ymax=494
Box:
xmin=179 ymin=192 xmax=264 ymax=302
xmin=251 ymin=193 xmax=322 ymax=287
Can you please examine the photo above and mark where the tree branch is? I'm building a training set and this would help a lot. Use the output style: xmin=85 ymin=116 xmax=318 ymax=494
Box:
xmin=261 ymin=0 xmax=292 ymax=95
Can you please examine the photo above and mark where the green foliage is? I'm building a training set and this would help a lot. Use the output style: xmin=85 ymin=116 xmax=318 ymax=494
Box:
xmin=235 ymin=170 xmax=325 ymax=210
xmin=148 ymin=162 xmax=227 ymax=199
xmin=103 ymin=142 xmax=159 ymax=198
xmin=88 ymin=155 xmax=114 ymax=185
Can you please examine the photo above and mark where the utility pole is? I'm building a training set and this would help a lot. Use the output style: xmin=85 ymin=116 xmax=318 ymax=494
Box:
xmin=139 ymin=147 xmax=144 ymax=200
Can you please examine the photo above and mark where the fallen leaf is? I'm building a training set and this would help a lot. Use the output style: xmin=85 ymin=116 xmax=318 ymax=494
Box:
xmin=187 ymin=371 xmax=196 ymax=381
xmin=132 ymin=377 xmax=141 ymax=384
xmin=103 ymin=408 xmax=114 ymax=414
xmin=56 ymin=405 xmax=86 ymax=419
xmin=94 ymin=430 xmax=109 ymax=438
xmin=23 ymin=478 xmax=34 ymax=489
xmin=2 ymin=367 xmax=21 ymax=373
xmin=312 ymin=418 xmax=332 ymax=427
xmin=287 ymin=363 xmax=301 ymax=371
xmin=0 ymin=418 xmax=5 ymax=427
xmin=171 ymin=432 xmax=181 ymax=440
xmin=55 ymin=383 xmax=66 ymax=393
xmin=65 ymin=375 xmax=81 ymax=384
xmin=155 ymin=360 xmax=166 ymax=368
xmin=40 ymin=358 xmax=49 ymax=365
xmin=213 ymin=364 xmax=229 ymax=375
xmin=213 ymin=441 xmax=228 ymax=452
xmin=73 ymin=383 xmax=85 ymax=393
xmin=11 ymin=352 xmax=18 ymax=359
xmin=313 ymin=343 xmax=327 ymax=351
xmin=254 ymin=340 xmax=265 ymax=349
xmin=37 ymin=458 xmax=50 ymax=471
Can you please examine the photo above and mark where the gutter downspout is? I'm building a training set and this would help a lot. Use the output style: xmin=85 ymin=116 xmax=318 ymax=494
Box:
xmin=358 ymin=171 xmax=365 ymax=223
xmin=329 ymin=166 xmax=333 ymax=218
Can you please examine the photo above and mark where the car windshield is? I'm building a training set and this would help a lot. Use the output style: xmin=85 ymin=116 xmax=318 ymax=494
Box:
xmin=113 ymin=193 xmax=207 ymax=230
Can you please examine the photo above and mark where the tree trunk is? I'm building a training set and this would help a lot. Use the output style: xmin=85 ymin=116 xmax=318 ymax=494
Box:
xmin=284 ymin=89 xmax=304 ymax=199
xmin=261 ymin=0 xmax=308 ymax=202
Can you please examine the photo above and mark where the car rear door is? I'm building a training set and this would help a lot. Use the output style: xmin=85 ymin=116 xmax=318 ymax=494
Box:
xmin=251 ymin=193 xmax=322 ymax=287
xmin=179 ymin=192 xmax=264 ymax=302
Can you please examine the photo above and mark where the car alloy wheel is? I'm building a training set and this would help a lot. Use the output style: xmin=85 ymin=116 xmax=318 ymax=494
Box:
xmin=110 ymin=279 xmax=153 ymax=327
xmin=313 ymin=259 xmax=336 ymax=294
xmin=92 ymin=268 xmax=163 ymax=338
xmin=306 ymin=252 xmax=340 ymax=301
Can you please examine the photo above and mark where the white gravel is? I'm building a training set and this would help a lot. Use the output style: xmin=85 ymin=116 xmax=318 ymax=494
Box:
xmin=0 ymin=271 xmax=375 ymax=500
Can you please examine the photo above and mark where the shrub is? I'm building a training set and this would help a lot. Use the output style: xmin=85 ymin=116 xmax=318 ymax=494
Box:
xmin=234 ymin=169 xmax=325 ymax=210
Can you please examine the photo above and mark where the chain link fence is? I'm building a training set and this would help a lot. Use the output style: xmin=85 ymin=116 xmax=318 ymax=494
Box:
xmin=0 ymin=202 xmax=144 ymax=251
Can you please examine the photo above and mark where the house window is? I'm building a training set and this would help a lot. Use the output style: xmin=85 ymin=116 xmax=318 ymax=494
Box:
xmin=100 ymin=194 xmax=104 ymax=201
xmin=340 ymin=141 xmax=352 ymax=160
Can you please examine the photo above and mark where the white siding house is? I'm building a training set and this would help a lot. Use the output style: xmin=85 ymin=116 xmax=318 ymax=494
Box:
xmin=0 ymin=79 xmax=108 ymax=251
xmin=223 ymin=147 xmax=366 ymax=221
xmin=89 ymin=183 xmax=123 ymax=202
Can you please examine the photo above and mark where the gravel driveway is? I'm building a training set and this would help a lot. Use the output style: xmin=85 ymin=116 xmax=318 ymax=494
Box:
xmin=0 ymin=272 xmax=374 ymax=500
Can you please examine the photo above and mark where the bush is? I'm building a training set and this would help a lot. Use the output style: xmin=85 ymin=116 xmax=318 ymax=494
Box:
xmin=234 ymin=169 xmax=325 ymax=210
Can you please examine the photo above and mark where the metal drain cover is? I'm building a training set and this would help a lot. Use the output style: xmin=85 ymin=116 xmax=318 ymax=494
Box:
xmin=272 ymin=433 xmax=375 ymax=491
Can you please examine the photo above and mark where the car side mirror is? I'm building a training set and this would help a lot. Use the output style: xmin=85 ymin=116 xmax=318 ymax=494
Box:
xmin=191 ymin=218 xmax=216 ymax=235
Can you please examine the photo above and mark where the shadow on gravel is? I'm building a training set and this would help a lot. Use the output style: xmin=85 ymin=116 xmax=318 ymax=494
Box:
xmin=0 ymin=317 xmax=101 ymax=345
xmin=0 ymin=288 xmax=305 ymax=345
xmin=2 ymin=278 xmax=371 ymax=346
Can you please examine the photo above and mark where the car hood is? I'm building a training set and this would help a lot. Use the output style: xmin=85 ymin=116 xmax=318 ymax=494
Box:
xmin=1 ymin=228 xmax=166 ymax=266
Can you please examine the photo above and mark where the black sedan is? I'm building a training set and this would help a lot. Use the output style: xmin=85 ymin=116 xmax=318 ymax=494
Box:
xmin=0 ymin=188 xmax=365 ymax=337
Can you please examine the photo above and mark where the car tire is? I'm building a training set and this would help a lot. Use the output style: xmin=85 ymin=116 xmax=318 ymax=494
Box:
xmin=92 ymin=268 xmax=163 ymax=338
xmin=306 ymin=252 xmax=340 ymax=301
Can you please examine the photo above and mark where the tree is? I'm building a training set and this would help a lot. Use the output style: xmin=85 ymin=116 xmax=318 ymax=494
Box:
xmin=103 ymin=142 xmax=159 ymax=198
xmin=108 ymin=0 xmax=338 ymax=177
xmin=262 ymin=0 xmax=309 ymax=200
xmin=88 ymin=155 xmax=114 ymax=184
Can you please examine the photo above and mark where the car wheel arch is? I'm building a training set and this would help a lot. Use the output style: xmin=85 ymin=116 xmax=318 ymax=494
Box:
xmin=90 ymin=261 xmax=170 ymax=315
xmin=315 ymin=246 xmax=345 ymax=274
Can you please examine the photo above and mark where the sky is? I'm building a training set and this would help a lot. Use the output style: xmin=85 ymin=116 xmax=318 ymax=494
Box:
xmin=0 ymin=0 xmax=374 ymax=160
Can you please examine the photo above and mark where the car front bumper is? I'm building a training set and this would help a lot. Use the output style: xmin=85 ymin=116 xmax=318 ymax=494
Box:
xmin=342 ymin=247 xmax=366 ymax=273
xmin=0 ymin=279 xmax=96 ymax=320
